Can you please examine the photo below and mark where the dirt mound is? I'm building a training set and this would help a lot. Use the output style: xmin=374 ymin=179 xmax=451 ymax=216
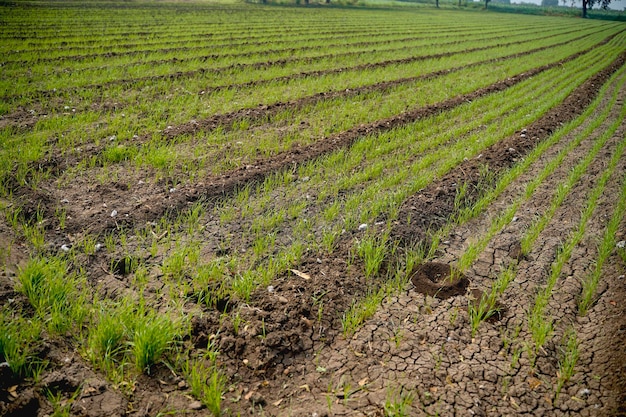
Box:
xmin=410 ymin=262 xmax=469 ymax=299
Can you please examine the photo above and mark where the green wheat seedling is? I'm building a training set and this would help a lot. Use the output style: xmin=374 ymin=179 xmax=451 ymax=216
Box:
xmin=17 ymin=257 xmax=88 ymax=334
xmin=182 ymin=345 xmax=226 ymax=417
xmin=579 ymin=173 xmax=626 ymax=315
xmin=46 ymin=386 xmax=81 ymax=417
xmin=87 ymin=305 xmax=130 ymax=372
xmin=357 ymin=232 xmax=390 ymax=279
xmin=0 ymin=310 xmax=43 ymax=379
xmin=131 ymin=312 xmax=180 ymax=374
xmin=342 ymin=288 xmax=385 ymax=338
xmin=384 ymin=387 xmax=414 ymax=417
xmin=162 ymin=241 xmax=200 ymax=282
xmin=192 ymin=259 xmax=231 ymax=309
xmin=554 ymin=329 xmax=579 ymax=401
xmin=468 ymin=267 xmax=515 ymax=336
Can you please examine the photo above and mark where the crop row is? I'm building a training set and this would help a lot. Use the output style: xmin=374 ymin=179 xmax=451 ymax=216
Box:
xmin=2 ymin=25 xmax=569 ymax=84
xmin=3 ymin=29 xmax=623 ymax=199
xmin=4 ymin=24 xmax=612 ymax=101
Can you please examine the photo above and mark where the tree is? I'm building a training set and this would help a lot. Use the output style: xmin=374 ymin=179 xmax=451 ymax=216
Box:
xmin=582 ymin=0 xmax=611 ymax=17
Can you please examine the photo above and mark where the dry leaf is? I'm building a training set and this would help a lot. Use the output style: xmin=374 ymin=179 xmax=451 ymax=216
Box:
xmin=272 ymin=399 xmax=283 ymax=406
xmin=299 ymin=384 xmax=310 ymax=392
xmin=528 ymin=377 xmax=542 ymax=390
xmin=8 ymin=385 xmax=18 ymax=398
xmin=352 ymin=350 xmax=365 ymax=357
xmin=244 ymin=391 xmax=255 ymax=401
xmin=289 ymin=269 xmax=311 ymax=280
xmin=358 ymin=377 xmax=368 ymax=387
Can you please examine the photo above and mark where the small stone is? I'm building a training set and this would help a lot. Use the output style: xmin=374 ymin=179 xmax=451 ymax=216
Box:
xmin=110 ymin=210 xmax=118 ymax=217
xmin=178 ymin=380 xmax=187 ymax=389
xmin=278 ymin=296 xmax=288 ymax=304
xmin=267 ymin=285 xmax=274 ymax=293
xmin=95 ymin=243 xmax=102 ymax=251
xmin=188 ymin=400 xmax=203 ymax=410
xmin=616 ymin=240 xmax=625 ymax=249
xmin=248 ymin=392 xmax=265 ymax=405
xmin=61 ymin=198 xmax=69 ymax=204
xmin=358 ymin=223 xmax=368 ymax=231
xmin=61 ymin=244 xmax=70 ymax=252
xmin=169 ymin=188 xmax=176 ymax=193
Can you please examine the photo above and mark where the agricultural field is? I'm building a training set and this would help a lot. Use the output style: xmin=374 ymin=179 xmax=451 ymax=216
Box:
xmin=1 ymin=0 xmax=626 ymax=416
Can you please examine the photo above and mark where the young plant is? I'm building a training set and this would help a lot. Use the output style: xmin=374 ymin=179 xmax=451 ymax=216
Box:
xmin=384 ymin=387 xmax=414 ymax=417
xmin=0 ymin=311 xmax=43 ymax=379
xmin=17 ymin=257 xmax=87 ymax=334
xmin=182 ymin=346 xmax=226 ymax=417
xmin=132 ymin=312 xmax=179 ymax=374
xmin=357 ymin=233 xmax=389 ymax=279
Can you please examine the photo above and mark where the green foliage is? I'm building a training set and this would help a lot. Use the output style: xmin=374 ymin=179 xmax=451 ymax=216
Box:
xmin=0 ymin=310 xmax=43 ymax=378
xmin=17 ymin=257 xmax=88 ymax=334
xmin=182 ymin=346 xmax=226 ymax=416
xmin=554 ymin=329 xmax=579 ymax=400
xmin=357 ymin=233 xmax=389 ymax=279
xmin=132 ymin=312 xmax=179 ymax=374
xmin=384 ymin=387 xmax=414 ymax=417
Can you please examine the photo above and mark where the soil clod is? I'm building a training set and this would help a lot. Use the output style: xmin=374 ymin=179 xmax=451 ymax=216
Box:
xmin=410 ymin=262 xmax=469 ymax=299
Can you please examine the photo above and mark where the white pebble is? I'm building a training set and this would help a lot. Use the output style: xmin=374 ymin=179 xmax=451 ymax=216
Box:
xmin=358 ymin=223 xmax=368 ymax=231
xmin=267 ymin=285 xmax=274 ymax=293
xmin=61 ymin=244 xmax=70 ymax=252
xmin=169 ymin=188 xmax=176 ymax=193
xmin=110 ymin=210 xmax=118 ymax=217
xmin=616 ymin=240 xmax=625 ymax=249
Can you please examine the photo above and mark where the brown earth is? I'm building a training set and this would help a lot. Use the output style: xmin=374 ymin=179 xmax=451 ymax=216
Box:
xmin=1 ymin=37 xmax=626 ymax=417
